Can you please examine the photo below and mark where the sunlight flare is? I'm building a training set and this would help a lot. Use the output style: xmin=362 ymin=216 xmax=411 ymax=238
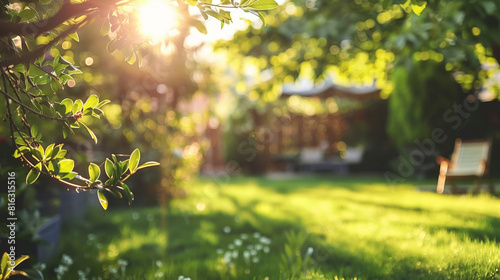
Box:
xmin=137 ymin=0 xmax=178 ymax=40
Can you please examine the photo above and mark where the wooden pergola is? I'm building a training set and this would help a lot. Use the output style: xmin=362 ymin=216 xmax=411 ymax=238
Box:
xmin=268 ymin=80 xmax=382 ymax=157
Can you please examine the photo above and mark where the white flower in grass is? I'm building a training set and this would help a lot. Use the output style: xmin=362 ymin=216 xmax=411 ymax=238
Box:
xmin=216 ymin=248 xmax=224 ymax=254
xmin=132 ymin=212 xmax=140 ymax=220
xmin=228 ymin=244 xmax=235 ymax=250
xmin=223 ymin=252 xmax=232 ymax=264
xmin=62 ymin=254 xmax=73 ymax=266
xmin=252 ymin=256 xmax=259 ymax=263
xmin=240 ymin=233 xmax=248 ymax=240
xmin=117 ymin=259 xmax=128 ymax=267
xmin=243 ymin=251 xmax=250 ymax=259
xmin=255 ymin=244 xmax=263 ymax=251
xmin=306 ymin=247 xmax=314 ymax=255
xmin=253 ymin=232 xmax=261 ymax=238
xmin=54 ymin=264 xmax=68 ymax=275
xmin=259 ymin=237 xmax=271 ymax=244
xmin=34 ymin=263 xmax=46 ymax=271
xmin=155 ymin=272 xmax=164 ymax=278
xmin=108 ymin=267 xmax=118 ymax=275
xmin=234 ymin=239 xmax=242 ymax=246
xmin=247 ymin=244 xmax=254 ymax=250
xmin=250 ymin=250 xmax=257 ymax=256
xmin=231 ymin=250 xmax=238 ymax=258
xmin=223 ymin=226 xmax=231 ymax=233
xmin=77 ymin=270 xmax=88 ymax=280
xmin=156 ymin=260 xmax=163 ymax=268
xmin=263 ymin=246 xmax=270 ymax=253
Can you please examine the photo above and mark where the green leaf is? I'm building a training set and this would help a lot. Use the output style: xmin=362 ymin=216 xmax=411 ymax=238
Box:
xmin=83 ymin=94 xmax=99 ymax=114
xmin=100 ymin=20 xmax=111 ymax=36
xmin=247 ymin=10 xmax=266 ymax=24
xmin=50 ymin=77 xmax=63 ymax=92
xmin=107 ymin=38 xmax=118 ymax=53
xmin=36 ymin=145 xmax=45 ymax=160
xmin=53 ymin=147 xmax=67 ymax=159
xmin=105 ymin=158 xmax=114 ymax=178
xmin=411 ymin=2 xmax=426 ymax=15
xmin=18 ymin=8 xmax=37 ymax=22
xmin=97 ymin=190 xmax=108 ymax=210
xmin=136 ymin=51 xmax=143 ymax=67
xmin=113 ymin=161 xmax=121 ymax=179
xmin=122 ymin=183 xmax=134 ymax=204
xmin=11 ymin=64 xmax=26 ymax=73
xmin=15 ymin=135 xmax=27 ymax=146
xmin=46 ymin=160 xmax=57 ymax=172
xmin=13 ymin=146 xmax=29 ymax=158
xmin=89 ymin=163 xmax=100 ymax=182
xmin=30 ymin=125 xmax=39 ymax=138
xmin=22 ymin=268 xmax=44 ymax=280
xmin=79 ymin=121 xmax=98 ymax=144
xmin=44 ymin=143 xmax=55 ymax=160
xmin=31 ymin=145 xmax=44 ymax=161
xmin=136 ymin=161 xmax=160 ymax=171
xmin=129 ymin=148 xmax=140 ymax=174
xmin=13 ymin=255 xmax=29 ymax=268
xmin=192 ymin=20 xmax=207 ymax=34
xmin=126 ymin=52 xmax=136 ymax=65
xmin=256 ymin=11 xmax=266 ymax=25
xmin=60 ymin=98 xmax=73 ymax=114
xmin=119 ymin=159 xmax=129 ymax=175
xmin=70 ymin=121 xmax=80 ymax=129
xmin=60 ymin=171 xmax=77 ymax=180
xmin=186 ymin=0 xmax=198 ymax=6
xmin=62 ymin=125 xmax=69 ymax=139
xmin=205 ymin=9 xmax=224 ymax=21
xmin=199 ymin=8 xmax=208 ymax=20
xmin=73 ymin=99 xmax=83 ymax=114
xmin=0 ymin=253 xmax=29 ymax=279
xmin=96 ymin=99 xmax=110 ymax=109
xmin=31 ymin=98 xmax=43 ymax=112
xmin=68 ymin=31 xmax=79 ymax=42
xmin=26 ymin=164 xmax=41 ymax=185
xmin=58 ymin=159 xmax=74 ymax=173
xmin=245 ymin=0 xmax=278 ymax=10
xmin=1 ymin=252 xmax=8 ymax=278
xmin=400 ymin=0 xmax=411 ymax=10
xmin=52 ymin=54 xmax=60 ymax=66
xmin=106 ymin=187 xmax=123 ymax=198
xmin=92 ymin=108 xmax=104 ymax=117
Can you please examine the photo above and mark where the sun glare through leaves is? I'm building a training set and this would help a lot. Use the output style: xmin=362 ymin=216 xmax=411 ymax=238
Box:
xmin=137 ymin=0 xmax=178 ymax=41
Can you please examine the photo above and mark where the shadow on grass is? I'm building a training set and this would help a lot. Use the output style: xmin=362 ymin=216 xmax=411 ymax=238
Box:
xmin=53 ymin=175 xmax=500 ymax=279
xmin=222 ymin=175 xmax=392 ymax=194
xmin=336 ymin=195 xmax=500 ymax=243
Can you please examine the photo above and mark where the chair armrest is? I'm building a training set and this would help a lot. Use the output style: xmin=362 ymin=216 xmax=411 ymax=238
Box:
xmin=436 ymin=156 xmax=450 ymax=165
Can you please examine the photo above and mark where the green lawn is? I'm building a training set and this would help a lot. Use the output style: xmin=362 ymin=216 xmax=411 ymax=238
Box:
xmin=51 ymin=176 xmax=500 ymax=279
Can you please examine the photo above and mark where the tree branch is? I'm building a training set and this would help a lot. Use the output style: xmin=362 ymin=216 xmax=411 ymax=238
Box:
xmin=0 ymin=1 xmax=97 ymax=37
xmin=0 ymin=17 xmax=91 ymax=68
xmin=0 ymin=86 xmax=71 ymax=121
xmin=2 ymin=71 xmax=18 ymax=148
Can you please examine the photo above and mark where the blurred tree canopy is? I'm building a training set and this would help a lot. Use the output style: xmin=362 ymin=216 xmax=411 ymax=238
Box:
xmin=0 ymin=0 xmax=279 ymax=212
xmin=218 ymin=0 xmax=500 ymax=148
